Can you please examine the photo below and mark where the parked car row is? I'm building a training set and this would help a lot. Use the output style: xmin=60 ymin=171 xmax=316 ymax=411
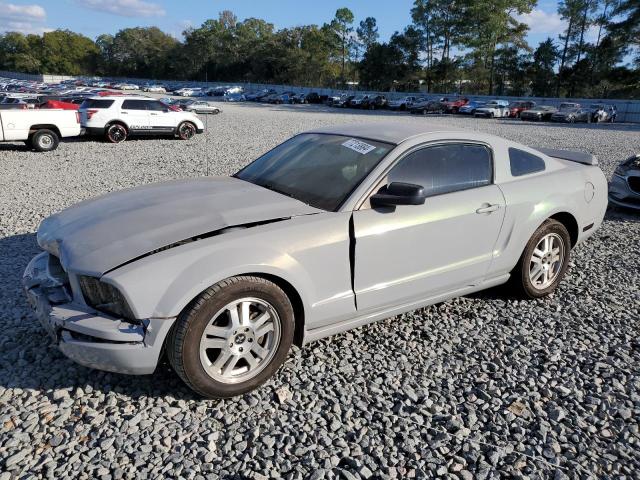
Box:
xmin=4 ymin=76 xmax=620 ymax=123
xmin=243 ymin=89 xmax=326 ymax=104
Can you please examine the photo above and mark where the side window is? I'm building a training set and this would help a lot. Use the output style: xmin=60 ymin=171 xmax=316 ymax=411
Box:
xmin=509 ymin=148 xmax=546 ymax=177
xmin=387 ymin=143 xmax=493 ymax=198
xmin=147 ymin=101 xmax=167 ymax=111
xmin=121 ymin=100 xmax=148 ymax=110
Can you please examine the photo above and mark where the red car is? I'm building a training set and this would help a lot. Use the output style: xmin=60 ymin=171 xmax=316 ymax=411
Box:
xmin=97 ymin=90 xmax=124 ymax=97
xmin=442 ymin=97 xmax=469 ymax=113
xmin=508 ymin=101 xmax=536 ymax=118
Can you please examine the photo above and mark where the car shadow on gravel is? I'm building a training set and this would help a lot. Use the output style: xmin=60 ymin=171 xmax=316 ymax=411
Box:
xmin=0 ymin=232 xmax=202 ymax=401
xmin=0 ymin=142 xmax=31 ymax=152
xmin=605 ymin=205 xmax=640 ymax=222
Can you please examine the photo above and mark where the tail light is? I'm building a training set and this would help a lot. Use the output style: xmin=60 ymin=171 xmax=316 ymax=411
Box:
xmin=86 ymin=109 xmax=98 ymax=120
xmin=20 ymin=104 xmax=27 ymax=110
xmin=75 ymin=111 xmax=80 ymax=123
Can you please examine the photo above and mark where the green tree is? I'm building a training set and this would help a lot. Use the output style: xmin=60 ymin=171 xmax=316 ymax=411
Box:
xmin=107 ymin=27 xmax=180 ymax=79
xmin=0 ymin=32 xmax=41 ymax=73
xmin=39 ymin=30 xmax=99 ymax=75
xmin=608 ymin=0 xmax=640 ymax=65
xmin=359 ymin=42 xmax=407 ymax=91
xmin=529 ymin=38 xmax=559 ymax=96
xmin=330 ymin=7 xmax=355 ymax=82
xmin=356 ymin=17 xmax=379 ymax=49
xmin=461 ymin=0 xmax=535 ymax=95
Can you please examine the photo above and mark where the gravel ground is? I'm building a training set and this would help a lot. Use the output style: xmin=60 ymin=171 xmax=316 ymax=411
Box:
xmin=1 ymin=103 xmax=639 ymax=480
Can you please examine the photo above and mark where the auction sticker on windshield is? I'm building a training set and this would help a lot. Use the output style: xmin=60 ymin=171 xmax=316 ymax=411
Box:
xmin=342 ymin=138 xmax=377 ymax=155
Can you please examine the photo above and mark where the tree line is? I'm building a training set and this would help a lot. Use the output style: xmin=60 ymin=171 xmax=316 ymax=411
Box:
xmin=0 ymin=0 xmax=638 ymax=98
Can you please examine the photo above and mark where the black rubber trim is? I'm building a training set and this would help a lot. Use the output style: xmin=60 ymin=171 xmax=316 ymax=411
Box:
xmin=348 ymin=214 xmax=357 ymax=310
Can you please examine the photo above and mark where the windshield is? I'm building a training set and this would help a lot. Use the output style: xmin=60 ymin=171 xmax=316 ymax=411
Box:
xmin=235 ymin=133 xmax=393 ymax=211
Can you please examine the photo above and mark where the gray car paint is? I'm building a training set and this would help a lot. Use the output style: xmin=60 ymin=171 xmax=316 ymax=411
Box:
xmin=25 ymin=122 xmax=608 ymax=375
xmin=37 ymin=176 xmax=322 ymax=275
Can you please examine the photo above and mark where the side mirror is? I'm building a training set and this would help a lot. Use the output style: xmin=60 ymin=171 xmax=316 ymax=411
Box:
xmin=370 ymin=182 xmax=426 ymax=207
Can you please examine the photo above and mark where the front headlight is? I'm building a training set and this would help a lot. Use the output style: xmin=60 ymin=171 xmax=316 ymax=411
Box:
xmin=79 ymin=276 xmax=136 ymax=320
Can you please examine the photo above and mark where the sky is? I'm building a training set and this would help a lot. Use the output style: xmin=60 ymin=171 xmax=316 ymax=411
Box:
xmin=0 ymin=0 xmax=594 ymax=48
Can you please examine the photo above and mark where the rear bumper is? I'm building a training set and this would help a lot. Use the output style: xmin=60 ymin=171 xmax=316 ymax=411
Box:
xmin=23 ymin=252 xmax=175 ymax=375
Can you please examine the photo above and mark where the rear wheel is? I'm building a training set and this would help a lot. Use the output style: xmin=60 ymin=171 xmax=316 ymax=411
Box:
xmin=105 ymin=123 xmax=127 ymax=143
xmin=177 ymin=121 xmax=197 ymax=140
xmin=167 ymin=276 xmax=294 ymax=398
xmin=31 ymin=129 xmax=59 ymax=152
xmin=511 ymin=219 xmax=571 ymax=298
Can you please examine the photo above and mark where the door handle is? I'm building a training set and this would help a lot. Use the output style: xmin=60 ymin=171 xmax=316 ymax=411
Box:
xmin=476 ymin=203 xmax=501 ymax=214
xmin=121 ymin=111 xmax=128 ymax=114
xmin=150 ymin=113 xmax=158 ymax=115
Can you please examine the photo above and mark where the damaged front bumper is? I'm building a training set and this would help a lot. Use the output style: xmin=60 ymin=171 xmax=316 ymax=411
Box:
xmin=23 ymin=252 xmax=175 ymax=375
xmin=609 ymin=173 xmax=640 ymax=210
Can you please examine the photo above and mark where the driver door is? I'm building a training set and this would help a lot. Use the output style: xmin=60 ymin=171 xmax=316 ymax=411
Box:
xmin=353 ymin=142 xmax=506 ymax=313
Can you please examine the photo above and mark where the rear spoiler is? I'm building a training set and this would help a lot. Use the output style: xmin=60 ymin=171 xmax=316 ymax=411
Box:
xmin=535 ymin=147 xmax=598 ymax=166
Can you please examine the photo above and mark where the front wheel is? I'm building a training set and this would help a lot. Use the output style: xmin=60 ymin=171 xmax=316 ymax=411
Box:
xmin=177 ymin=121 xmax=197 ymax=140
xmin=167 ymin=276 xmax=295 ymax=398
xmin=511 ymin=219 xmax=571 ymax=298
xmin=31 ymin=129 xmax=59 ymax=152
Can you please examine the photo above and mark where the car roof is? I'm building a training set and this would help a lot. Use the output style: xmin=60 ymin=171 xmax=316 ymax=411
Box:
xmin=89 ymin=95 xmax=151 ymax=100
xmin=307 ymin=122 xmax=466 ymax=144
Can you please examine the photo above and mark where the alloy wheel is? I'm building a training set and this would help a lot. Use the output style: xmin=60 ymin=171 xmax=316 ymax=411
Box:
xmin=529 ymin=233 xmax=565 ymax=290
xmin=199 ymin=297 xmax=281 ymax=384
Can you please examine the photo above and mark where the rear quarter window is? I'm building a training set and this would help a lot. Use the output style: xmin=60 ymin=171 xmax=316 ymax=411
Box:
xmin=509 ymin=148 xmax=546 ymax=176
xmin=80 ymin=99 xmax=114 ymax=109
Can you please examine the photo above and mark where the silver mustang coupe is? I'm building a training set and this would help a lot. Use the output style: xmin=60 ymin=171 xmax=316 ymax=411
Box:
xmin=24 ymin=123 xmax=608 ymax=398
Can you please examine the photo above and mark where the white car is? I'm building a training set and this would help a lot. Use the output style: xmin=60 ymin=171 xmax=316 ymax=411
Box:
xmin=388 ymin=96 xmax=417 ymax=110
xmin=78 ymin=96 xmax=205 ymax=143
xmin=0 ymin=109 xmax=81 ymax=151
xmin=474 ymin=100 xmax=511 ymax=118
xmin=119 ymin=84 xmax=140 ymax=91
xmin=184 ymin=101 xmax=222 ymax=114
xmin=143 ymin=85 xmax=167 ymax=93
xmin=175 ymin=87 xmax=202 ymax=97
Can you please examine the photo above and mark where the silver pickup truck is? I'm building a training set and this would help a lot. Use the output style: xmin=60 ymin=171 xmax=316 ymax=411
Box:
xmin=0 ymin=109 xmax=82 ymax=151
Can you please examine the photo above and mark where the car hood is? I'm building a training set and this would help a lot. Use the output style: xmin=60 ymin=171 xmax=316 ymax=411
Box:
xmin=37 ymin=176 xmax=322 ymax=275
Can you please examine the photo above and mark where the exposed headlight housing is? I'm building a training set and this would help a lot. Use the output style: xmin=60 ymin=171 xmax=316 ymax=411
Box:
xmin=79 ymin=276 xmax=136 ymax=321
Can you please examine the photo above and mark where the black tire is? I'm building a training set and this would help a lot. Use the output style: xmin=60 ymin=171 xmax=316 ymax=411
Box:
xmin=177 ymin=121 xmax=197 ymax=140
xmin=105 ymin=123 xmax=127 ymax=143
xmin=167 ymin=276 xmax=295 ymax=398
xmin=511 ymin=219 xmax=571 ymax=299
xmin=30 ymin=129 xmax=59 ymax=152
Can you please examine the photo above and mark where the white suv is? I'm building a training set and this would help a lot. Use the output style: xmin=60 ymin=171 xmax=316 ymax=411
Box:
xmin=79 ymin=96 xmax=205 ymax=143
